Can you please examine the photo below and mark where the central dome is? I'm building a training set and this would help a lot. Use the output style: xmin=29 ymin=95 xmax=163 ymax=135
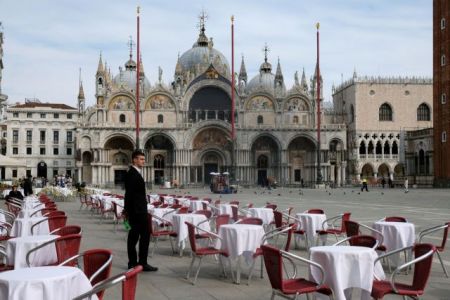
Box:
xmin=178 ymin=26 xmax=230 ymax=78
xmin=113 ymin=57 xmax=150 ymax=94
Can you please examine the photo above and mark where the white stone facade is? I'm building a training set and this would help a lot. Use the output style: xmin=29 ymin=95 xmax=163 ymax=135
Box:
xmin=3 ymin=102 xmax=78 ymax=180
xmin=332 ymin=75 xmax=433 ymax=183
xmin=76 ymin=25 xmax=347 ymax=188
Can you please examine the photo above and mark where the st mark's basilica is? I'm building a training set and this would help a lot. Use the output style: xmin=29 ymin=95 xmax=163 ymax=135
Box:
xmin=76 ymin=19 xmax=347 ymax=187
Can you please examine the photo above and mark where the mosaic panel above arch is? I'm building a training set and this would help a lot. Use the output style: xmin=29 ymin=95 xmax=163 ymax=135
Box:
xmin=285 ymin=97 xmax=309 ymax=112
xmin=145 ymin=94 xmax=175 ymax=110
xmin=193 ymin=128 xmax=230 ymax=150
xmin=109 ymin=96 xmax=135 ymax=110
xmin=246 ymin=95 xmax=275 ymax=111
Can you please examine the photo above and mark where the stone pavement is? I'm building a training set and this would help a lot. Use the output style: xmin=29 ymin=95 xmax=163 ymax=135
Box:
xmin=19 ymin=187 xmax=450 ymax=299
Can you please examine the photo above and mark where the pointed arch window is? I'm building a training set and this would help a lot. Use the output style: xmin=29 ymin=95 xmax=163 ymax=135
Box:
xmin=417 ymin=103 xmax=430 ymax=121
xmin=379 ymin=103 xmax=393 ymax=121
xmin=383 ymin=142 xmax=390 ymax=155
xmin=257 ymin=115 xmax=264 ymax=124
xmin=157 ymin=114 xmax=164 ymax=123
xmin=392 ymin=141 xmax=398 ymax=154
xmin=119 ymin=114 xmax=126 ymax=123
xmin=359 ymin=142 xmax=366 ymax=155
xmin=154 ymin=154 xmax=165 ymax=169
xmin=350 ymin=105 xmax=355 ymax=123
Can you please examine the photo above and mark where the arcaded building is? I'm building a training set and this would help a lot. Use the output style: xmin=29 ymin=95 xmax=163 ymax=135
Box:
xmin=76 ymin=22 xmax=347 ymax=187
xmin=332 ymin=73 xmax=433 ymax=184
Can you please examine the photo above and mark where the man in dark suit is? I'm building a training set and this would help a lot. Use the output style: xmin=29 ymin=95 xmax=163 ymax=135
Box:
xmin=23 ymin=175 xmax=33 ymax=196
xmin=124 ymin=149 xmax=157 ymax=272
xmin=6 ymin=185 xmax=24 ymax=202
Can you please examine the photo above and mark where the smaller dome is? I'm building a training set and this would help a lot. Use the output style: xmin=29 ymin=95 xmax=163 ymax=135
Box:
xmin=246 ymin=72 xmax=276 ymax=94
xmin=113 ymin=58 xmax=151 ymax=94
xmin=125 ymin=58 xmax=137 ymax=70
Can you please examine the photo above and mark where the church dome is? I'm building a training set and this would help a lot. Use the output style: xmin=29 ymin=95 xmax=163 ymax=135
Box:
xmin=246 ymin=59 xmax=276 ymax=94
xmin=178 ymin=26 xmax=230 ymax=78
xmin=113 ymin=57 xmax=151 ymax=93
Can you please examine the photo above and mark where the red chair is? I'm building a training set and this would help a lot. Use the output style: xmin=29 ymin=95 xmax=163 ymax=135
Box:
xmin=371 ymin=243 xmax=436 ymax=299
xmin=31 ymin=215 xmax=67 ymax=235
xmin=316 ymin=212 xmax=351 ymax=245
xmin=79 ymin=193 xmax=88 ymax=210
xmin=177 ymin=207 xmax=189 ymax=214
xmin=231 ymin=205 xmax=247 ymax=222
xmin=385 ymin=216 xmax=407 ymax=222
xmin=26 ymin=233 xmax=82 ymax=267
xmin=261 ymin=244 xmax=333 ymax=299
xmin=229 ymin=200 xmax=239 ymax=206
xmin=73 ymin=265 xmax=143 ymax=300
xmin=185 ymin=222 xmax=232 ymax=285
xmin=60 ymin=249 xmax=113 ymax=300
xmin=419 ymin=222 xmax=449 ymax=277
xmin=148 ymin=213 xmax=177 ymax=257
xmin=334 ymin=234 xmax=379 ymax=249
xmin=50 ymin=225 xmax=82 ymax=235
xmin=112 ymin=202 xmax=125 ymax=233
xmin=30 ymin=207 xmax=57 ymax=218
xmin=193 ymin=210 xmax=212 ymax=219
xmin=235 ymin=217 xmax=263 ymax=225
xmin=248 ymin=225 xmax=294 ymax=285
xmin=0 ymin=222 xmax=13 ymax=242
xmin=344 ymin=220 xmax=387 ymax=253
xmin=265 ymin=203 xmax=277 ymax=210
xmin=306 ymin=208 xmax=324 ymax=214
xmin=44 ymin=210 xmax=66 ymax=217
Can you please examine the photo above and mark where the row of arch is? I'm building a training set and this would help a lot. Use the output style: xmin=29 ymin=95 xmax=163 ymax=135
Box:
xmin=378 ymin=102 xmax=431 ymax=121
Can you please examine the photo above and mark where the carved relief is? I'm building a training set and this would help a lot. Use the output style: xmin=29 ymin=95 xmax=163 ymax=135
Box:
xmin=193 ymin=128 xmax=229 ymax=150
xmin=246 ymin=96 xmax=274 ymax=111
xmin=109 ymin=96 xmax=134 ymax=110
xmin=146 ymin=94 xmax=174 ymax=110
xmin=285 ymin=98 xmax=309 ymax=112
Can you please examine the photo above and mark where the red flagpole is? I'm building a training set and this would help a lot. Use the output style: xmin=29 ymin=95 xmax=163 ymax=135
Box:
xmin=231 ymin=16 xmax=235 ymax=141
xmin=135 ymin=6 xmax=141 ymax=149
xmin=316 ymin=22 xmax=322 ymax=184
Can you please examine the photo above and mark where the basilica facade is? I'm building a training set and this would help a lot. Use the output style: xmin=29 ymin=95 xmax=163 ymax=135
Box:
xmin=76 ymin=24 xmax=347 ymax=187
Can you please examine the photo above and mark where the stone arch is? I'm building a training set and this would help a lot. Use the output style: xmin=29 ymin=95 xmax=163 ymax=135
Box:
xmin=251 ymin=134 xmax=281 ymax=186
xmin=245 ymin=94 xmax=277 ymax=111
xmin=108 ymin=94 xmax=135 ymax=110
xmin=378 ymin=163 xmax=390 ymax=177
xmin=394 ymin=163 xmax=405 ymax=178
xmin=284 ymin=95 xmax=311 ymax=112
xmin=379 ymin=102 xmax=393 ymax=121
xmin=188 ymin=86 xmax=233 ymax=123
xmin=417 ymin=102 xmax=431 ymax=121
xmin=81 ymin=151 xmax=93 ymax=184
xmin=361 ymin=163 xmax=374 ymax=178
xmin=144 ymin=93 xmax=176 ymax=111
xmin=287 ymin=135 xmax=316 ymax=185
xmin=144 ymin=134 xmax=176 ymax=185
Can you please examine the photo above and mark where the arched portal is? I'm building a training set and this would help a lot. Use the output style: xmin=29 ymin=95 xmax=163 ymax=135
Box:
xmin=251 ymin=135 xmax=280 ymax=186
xmin=361 ymin=163 xmax=374 ymax=179
xmin=37 ymin=161 xmax=47 ymax=179
xmin=81 ymin=151 xmax=93 ymax=184
xmin=378 ymin=163 xmax=390 ymax=178
xmin=145 ymin=135 xmax=175 ymax=185
xmin=202 ymin=151 xmax=224 ymax=184
xmin=189 ymin=87 xmax=232 ymax=123
xmin=287 ymin=136 xmax=316 ymax=185
xmin=104 ymin=136 xmax=134 ymax=185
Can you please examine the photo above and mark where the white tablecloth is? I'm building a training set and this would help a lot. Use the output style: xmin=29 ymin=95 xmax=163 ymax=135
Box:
xmin=216 ymin=224 xmax=265 ymax=259
xmin=310 ymin=246 xmax=385 ymax=300
xmin=189 ymin=200 xmax=209 ymax=212
xmin=6 ymin=235 xmax=58 ymax=269
xmin=218 ymin=204 xmax=236 ymax=216
xmin=148 ymin=194 xmax=160 ymax=203
xmin=22 ymin=197 xmax=43 ymax=210
xmin=372 ymin=221 xmax=415 ymax=265
xmin=161 ymin=196 xmax=174 ymax=205
xmin=295 ymin=213 xmax=327 ymax=246
xmin=171 ymin=214 xmax=209 ymax=249
xmin=11 ymin=217 xmax=49 ymax=237
xmin=18 ymin=208 xmax=42 ymax=218
xmin=247 ymin=208 xmax=274 ymax=225
xmin=0 ymin=266 xmax=96 ymax=300
xmin=150 ymin=208 xmax=175 ymax=225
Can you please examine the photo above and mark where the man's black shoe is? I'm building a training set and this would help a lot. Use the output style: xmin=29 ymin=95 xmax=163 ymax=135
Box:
xmin=140 ymin=264 xmax=158 ymax=272
xmin=128 ymin=262 xmax=137 ymax=269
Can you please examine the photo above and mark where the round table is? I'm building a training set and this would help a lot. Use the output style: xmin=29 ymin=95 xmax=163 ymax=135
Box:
xmin=11 ymin=217 xmax=49 ymax=237
xmin=295 ymin=213 xmax=327 ymax=247
xmin=248 ymin=207 xmax=274 ymax=225
xmin=6 ymin=235 xmax=58 ymax=269
xmin=171 ymin=213 xmax=209 ymax=249
xmin=0 ymin=266 xmax=96 ymax=300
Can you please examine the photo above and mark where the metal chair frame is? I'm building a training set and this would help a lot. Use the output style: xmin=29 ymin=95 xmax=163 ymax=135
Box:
xmin=418 ymin=222 xmax=449 ymax=277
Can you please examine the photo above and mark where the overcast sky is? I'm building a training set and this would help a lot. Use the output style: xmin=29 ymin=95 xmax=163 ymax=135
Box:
xmin=0 ymin=0 xmax=432 ymax=107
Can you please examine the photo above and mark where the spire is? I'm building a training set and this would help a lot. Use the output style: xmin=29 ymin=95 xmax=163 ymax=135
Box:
xmin=196 ymin=10 xmax=209 ymax=47
xmin=96 ymin=53 xmax=104 ymax=75
xmin=353 ymin=67 xmax=357 ymax=79
xmin=301 ymin=67 xmax=308 ymax=90
xmin=259 ymin=43 xmax=272 ymax=73
xmin=139 ymin=53 xmax=145 ymax=76
xmin=238 ymin=55 xmax=247 ymax=83
xmin=78 ymin=81 xmax=85 ymax=100
xmin=175 ymin=53 xmax=183 ymax=75
xmin=275 ymin=57 xmax=283 ymax=80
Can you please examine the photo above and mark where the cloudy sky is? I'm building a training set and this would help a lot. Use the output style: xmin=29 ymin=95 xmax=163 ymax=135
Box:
xmin=1 ymin=0 xmax=431 ymax=107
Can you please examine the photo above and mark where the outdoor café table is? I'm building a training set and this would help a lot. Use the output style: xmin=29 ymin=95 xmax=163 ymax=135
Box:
xmin=216 ymin=223 xmax=266 ymax=284
xmin=150 ymin=207 xmax=176 ymax=225
xmin=247 ymin=207 xmax=274 ymax=225
xmin=161 ymin=196 xmax=174 ymax=205
xmin=11 ymin=216 xmax=49 ymax=237
xmin=18 ymin=207 xmax=42 ymax=218
xmin=295 ymin=212 xmax=327 ymax=247
xmin=217 ymin=203 xmax=236 ymax=216
xmin=0 ymin=266 xmax=96 ymax=300
xmin=22 ymin=197 xmax=42 ymax=210
xmin=172 ymin=213 xmax=209 ymax=250
xmin=148 ymin=193 xmax=159 ymax=203
xmin=6 ymin=235 xmax=58 ymax=269
xmin=372 ymin=220 xmax=415 ymax=266
xmin=189 ymin=199 xmax=210 ymax=212
xmin=310 ymin=245 xmax=385 ymax=300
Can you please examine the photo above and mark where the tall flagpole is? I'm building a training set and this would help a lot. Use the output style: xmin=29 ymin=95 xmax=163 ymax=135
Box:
xmin=135 ymin=6 xmax=141 ymax=150
xmin=231 ymin=15 xmax=235 ymax=141
xmin=316 ymin=22 xmax=323 ymax=185
xmin=230 ymin=15 xmax=236 ymax=182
